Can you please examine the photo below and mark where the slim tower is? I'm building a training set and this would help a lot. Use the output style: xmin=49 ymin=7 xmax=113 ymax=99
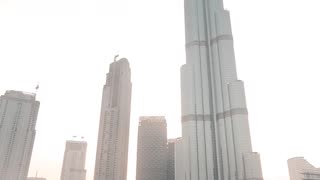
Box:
xmin=174 ymin=138 xmax=184 ymax=180
xmin=136 ymin=116 xmax=167 ymax=180
xmin=94 ymin=58 xmax=132 ymax=180
xmin=167 ymin=139 xmax=177 ymax=180
xmin=180 ymin=0 xmax=263 ymax=179
xmin=60 ymin=140 xmax=87 ymax=180
xmin=0 ymin=90 xmax=40 ymax=180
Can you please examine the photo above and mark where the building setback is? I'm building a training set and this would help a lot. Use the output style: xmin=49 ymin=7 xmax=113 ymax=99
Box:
xmin=136 ymin=116 xmax=167 ymax=180
xmin=288 ymin=157 xmax=320 ymax=180
xmin=180 ymin=0 xmax=263 ymax=179
xmin=60 ymin=140 xmax=87 ymax=180
xmin=94 ymin=58 xmax=132 ymax=180
xmin=0 ymin=90 xmax=40 ymax=180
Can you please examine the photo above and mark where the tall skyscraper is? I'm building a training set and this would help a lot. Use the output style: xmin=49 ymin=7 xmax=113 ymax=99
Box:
xmin=180 ymin=0 xmax=263 ymax=179
xmin=60 ymin=140 xmax=87 ymax=180
xmin=136 ymin=116 xmax=167 ymax=180
xmin=94 ymin=58 xmax=132 ymax=180
xmin=0 ymin=90 xmax=40 ymax=180
xmin=288 ymin=157 xmax=320 ymax=180
xmin=167 ymin=139 xmax=177 ymax=180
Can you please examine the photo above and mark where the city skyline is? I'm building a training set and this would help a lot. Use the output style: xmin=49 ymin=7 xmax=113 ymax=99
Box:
xmin=1 ymin=0 xmax=320 ymax=180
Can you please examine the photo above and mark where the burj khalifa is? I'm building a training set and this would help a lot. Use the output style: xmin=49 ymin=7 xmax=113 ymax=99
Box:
xmin=180 ymin=0 xmax=263 ymax=179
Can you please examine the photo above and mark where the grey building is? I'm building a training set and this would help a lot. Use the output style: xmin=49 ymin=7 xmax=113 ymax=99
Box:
xmin=94 ymin=58 xmax=132 ymax=180
xmin=0 ymin=90 xmax=40 ymax=180
xmin=167 ymin=139 xmax=177 ymax=180
xmin=136 ymin=116 xmax=167 ymax=180
xmin=180 ymin=0 xmax=263 ymax=179
xmin=60 ymin=140 xmax=87 ymax=180
xmin=174 ymin=138 xmax=184 ymax=180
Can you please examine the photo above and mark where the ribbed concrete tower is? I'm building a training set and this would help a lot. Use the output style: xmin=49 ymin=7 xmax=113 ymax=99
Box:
xmin=94 ymin=58 xmax=132 ymax=180
xmin=0 ymin=90 xmax=40 ymax=180
xmin=180 ymin=0 xmax=263 ymax=180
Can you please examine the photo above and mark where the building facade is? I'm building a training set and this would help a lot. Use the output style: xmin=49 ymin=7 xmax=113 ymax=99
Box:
xmin=288 ymin=157 xmax=320 ymax=180
xmin=167 ymin=139 xmax=177 ymax=180
xmin=94 ymin=58 xmax=132 ymax=180
xmin=0 ymin=90 xmax=40 ymax=180
xmin=180 ymin=0 xmax=263 ymax=179
xmin=174 ymin=138 xmax=184 ymax=180
xmin=136 ymin=116 xmax=167 ymax=180
xmin=60 ymin=140 xmax=87 ymax=180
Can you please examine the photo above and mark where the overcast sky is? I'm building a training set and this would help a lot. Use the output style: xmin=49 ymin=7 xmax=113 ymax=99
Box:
xmin=1 ymin=0 xmax=320 ymax=180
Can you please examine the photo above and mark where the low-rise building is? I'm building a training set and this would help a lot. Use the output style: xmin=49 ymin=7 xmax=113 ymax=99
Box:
xmin=288 ymin=157 xmax=320 ymax=180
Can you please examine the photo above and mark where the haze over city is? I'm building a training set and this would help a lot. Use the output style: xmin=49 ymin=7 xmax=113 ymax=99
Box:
xmin=1 ymin=0 xmax=320 ymax=180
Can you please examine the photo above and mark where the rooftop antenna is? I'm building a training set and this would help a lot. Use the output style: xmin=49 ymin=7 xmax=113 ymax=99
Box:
xmin=35 ymin=82 xmax=39 ymax=95
xmin=114 ymin=54 xmax=119 ymax=62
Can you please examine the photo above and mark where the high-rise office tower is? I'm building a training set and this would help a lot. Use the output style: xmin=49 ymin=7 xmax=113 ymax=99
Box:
xmin=136 ymin=116 xmax=167 ymax=180
xmin=94 ymin=58 xmax=132 ymax=180
xmin=288 ymin=157 xmax=320 ymax=180
xmin=167 ymin=139 xmax=177 ymax=180
xmin=0 ymin=90 xmax=40 ymax=180
xmin=180 ymin=0 xmax=263 ymax=179
xmin=60 ymin=140 xmax=87 ymax=180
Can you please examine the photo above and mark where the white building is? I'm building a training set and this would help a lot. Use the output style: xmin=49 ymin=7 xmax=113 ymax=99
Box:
xmin=94 ymin=58 xmax=132 ymax=180
xmin=288 ymin=157 xmax=320 ymax=180
xmin=180 ymin=0 xmax=263 ymax=179
xmin=60 ymin=140 xmax=87 ymax=180
xmin=0 ymin=90 xmax=40 ymax=180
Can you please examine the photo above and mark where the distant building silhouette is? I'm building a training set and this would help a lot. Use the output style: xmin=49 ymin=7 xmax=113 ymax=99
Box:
xmin=288 ymin=157 xmax=320 ymax=180
xmin=0 ymin=90 xmax=40 ymax=180
xmin=60 ymin=140 xmax=87 ymax=180
xmin=167 ymin=138 xmax=178 ymax=180
xmin=94 ymin=58 xmax=132 ymax=180
xmin=27 ymin=177 xmax=47 ymax=180
xmin=136 ymin=116 xmax=167 ymax=180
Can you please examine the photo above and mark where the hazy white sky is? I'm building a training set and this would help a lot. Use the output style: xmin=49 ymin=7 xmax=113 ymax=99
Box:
xmin=1 ymin=0 xmax=320 ymax=180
